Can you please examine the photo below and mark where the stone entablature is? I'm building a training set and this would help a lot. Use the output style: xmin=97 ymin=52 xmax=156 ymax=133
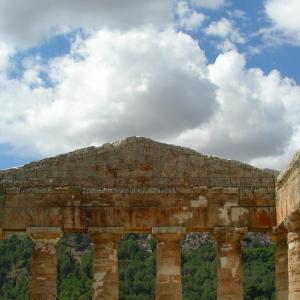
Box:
xmin=277 ymin=149 xmax=300 ymax=226
xmin=0 ymin=137 xmax=285 ymax=300
xmin=0 ymin=137 xmax=276 ymax=233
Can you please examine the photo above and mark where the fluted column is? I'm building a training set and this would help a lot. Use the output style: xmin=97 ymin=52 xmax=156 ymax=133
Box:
xmin=269 ymin=228 xmax=288 ymax=300
xmin=213 ymin=227 xmax=247 ymax=300
xmin=88 ymin=227 xmax=123 ymax=300
xmin=27 ymin=227 xmax=63 ymax=300
xmin=284 ymin=217 xmax=300 ymax=300
xmin=152 ymin=226 xmax=185 ymax=300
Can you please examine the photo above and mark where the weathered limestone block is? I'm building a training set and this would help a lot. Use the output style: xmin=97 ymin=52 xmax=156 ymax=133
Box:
xmin=152 ymin=226 xmax=185 ymax=300
xmin=0 ymin=137 xmax=276 ymax=232
xmin=26 ymin=227 xmax=63 ymax=300
xmin=284 ymin=216 xmax=300 ymax=300
xmin=269 ymin=228 xmax=288 ymax=300
xmin=213 ymin=227 xmax=247 ymax=300
xmin=276 ymin=149 xmax=300 ymax=225
xmin=88 ymin=227 xmax=123 ymax=300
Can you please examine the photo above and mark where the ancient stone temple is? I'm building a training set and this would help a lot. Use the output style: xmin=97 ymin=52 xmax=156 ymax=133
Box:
xmin=0 ymin=136 xmax=297 ymax=299
xmin=276 ymin=151 xmax=300 ymax=300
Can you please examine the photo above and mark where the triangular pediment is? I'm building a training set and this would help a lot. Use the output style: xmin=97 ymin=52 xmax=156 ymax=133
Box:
xmin=0 ymin=137 xmax=276 ymax=191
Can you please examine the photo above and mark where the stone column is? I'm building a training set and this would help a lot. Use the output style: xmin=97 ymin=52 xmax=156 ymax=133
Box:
xmin=152 ymin=226 xmax=185 ymax=300
xmin=26 ymin=227 xmax=63 ymax=300
xmin=88 ymin=227 xmax=123 ymax=300
xmin=269 ymin=228 xmax=288 ymax=300
xmin=213 ymin=227 xmax=247 ymax=300
xmin=284 ymin=217 xmax=300 ymax=300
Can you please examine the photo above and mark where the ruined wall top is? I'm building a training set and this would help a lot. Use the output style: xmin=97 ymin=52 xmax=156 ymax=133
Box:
xmin=0 ymin=136 xmax=276 ymax=191
xmin=277 ymin=149 xmax=300 ymax=187
xmin=276 ymin=148 xmax=300 ymax=226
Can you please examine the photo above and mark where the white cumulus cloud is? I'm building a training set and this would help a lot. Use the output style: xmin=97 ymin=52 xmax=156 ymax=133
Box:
xmin=264 ymin=0 xmax=300 ymax=44
xmin=0 ymin=0 xmax=173 ymax=47
xmin=174 ymin=51 xmax=300 ymax=170
xmin=176 ymin=1 xmax=206 ymax=31
xmin=0 ymin=0 xmax=299 ymax=171
xmin=204 ymin=18 xmax=245 ymax=51
xmin=1 ymin=36 xmax=299 ymax=170
xmin=0 ymin=29 xmax=217 ymax=156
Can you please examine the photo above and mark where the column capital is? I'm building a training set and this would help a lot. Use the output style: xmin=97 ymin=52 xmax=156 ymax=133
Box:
xmin=26 ymin=227 xmax=63 ymax=243
xmin=152 ymin=226 xmax=186 ymax=242
xmin=284 ymin=217 xmax=300 ymax=232
xmin=268 ymin=227 xmax=287 ymax=243
xmin=213 ymin=226 xmax=248 ymax=242
xmin=88 ymin=227 xmax=123 ymax=242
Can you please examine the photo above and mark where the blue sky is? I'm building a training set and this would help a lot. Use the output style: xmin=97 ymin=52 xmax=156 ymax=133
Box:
xmin=194 ymin=0 xmax=300 ymax=82
xmin=0 ymin=0 xmax=300 ymax=170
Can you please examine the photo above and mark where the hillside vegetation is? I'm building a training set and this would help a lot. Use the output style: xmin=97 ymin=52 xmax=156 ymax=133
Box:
xmin=0 ymin=233 xmax=275 ymax=299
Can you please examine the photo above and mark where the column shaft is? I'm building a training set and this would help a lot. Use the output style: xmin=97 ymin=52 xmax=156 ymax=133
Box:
xmin=213 ymin=227 xmax=247 ymax=300
xmin=89 ymin=227 xmax=123 ymax=300
xmin=27 ymin=227 xmax=62 ymax=300
xmin=287 ymin=230 xmax=300 ymax=300
xmin=284 ymin=216 xmax=300 ymax=300
xmin=152 ymin=227 xmax=185 ymax=300
xmin=270 ymin=230 xmax=288 ymax=300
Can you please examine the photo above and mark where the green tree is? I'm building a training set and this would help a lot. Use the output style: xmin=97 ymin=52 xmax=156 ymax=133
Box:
xmin=243 ymin=238 xmax=275 ymax=300
xmin=182 ymin=243 xmax=216 ymax=300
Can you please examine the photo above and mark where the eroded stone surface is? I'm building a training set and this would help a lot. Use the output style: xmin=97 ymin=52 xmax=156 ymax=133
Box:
xmin=152 ymin=227 xmax=185 ymax=300
xmin=27 ymin=227 xmax=62 ymax=300
xmin=282 ymin=216 xmax=300 ymax=300
xmin=269 ymin=229 xmax=288 ymax=300
xmin=287 ymin=229 xmax=300 ymax=300
xmin=276 ymin=149 xmax=300 ymax=300
xmin=276 ymin=150 xmax=300 ymax=226
xmin=89 ymin=227 xmax=123 ymax=300
xmin=0 ymin=137 xmax=276 ymax=233
xmin=213 ymin=227 xmax=247 ymax=300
